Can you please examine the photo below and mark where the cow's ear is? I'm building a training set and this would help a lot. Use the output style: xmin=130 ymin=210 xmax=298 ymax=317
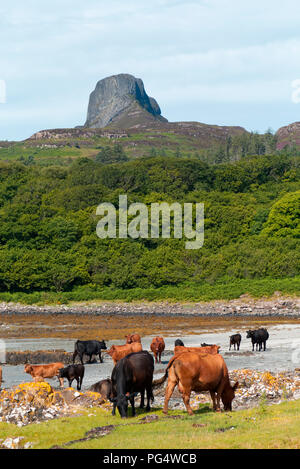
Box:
xmin=127 ymin=392 xmax=138 ymax=400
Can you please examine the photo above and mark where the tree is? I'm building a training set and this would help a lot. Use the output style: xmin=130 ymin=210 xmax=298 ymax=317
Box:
xmin=96 ymin=144 xmax=128 ymax=164
xmin=262 ymin=191 xmax=300 ymax=238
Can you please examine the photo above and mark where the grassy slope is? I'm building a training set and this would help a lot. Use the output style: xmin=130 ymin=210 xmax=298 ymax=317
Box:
xmin=1 ymin=401 xmax=300 ymax=449
xmin=0 ymin=127 xmax=230 ymax=165
xmin=0 ymin=277 xmax=298 ymax=305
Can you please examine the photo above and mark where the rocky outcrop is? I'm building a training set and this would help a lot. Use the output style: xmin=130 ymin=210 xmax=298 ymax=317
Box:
xmin=0 ymin=381 xmax=110 ymax=427
xmin=4 ymin=350 xmax=73 ymax=365
xmin=84 ymin=74 xmax=167 ymax=128
xmin=276 ymin=121 xmax=300 ymax=150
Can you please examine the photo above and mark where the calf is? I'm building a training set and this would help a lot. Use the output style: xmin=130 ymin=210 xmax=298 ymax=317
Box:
xmin=106 ymin=343 xmax=143 ymax=365
xmin=73 ymin=340 xmax=107 ymax=364
xmin=90 ymin=379 xmax=112 ymax=399
xmin=247 ymin=328 xmax=269 ymax=351
xmin=58 ymin=364 xmax=85 ymax=391
xmin=229 ymin=334 xmax=242 ymax=351
xmin=125 ymin=334 xmax=141 ymax=344
xmin=150 ymin=337 xmax=165 ymax=363
xmin=24 ymin=363 xmax=64 ymax=387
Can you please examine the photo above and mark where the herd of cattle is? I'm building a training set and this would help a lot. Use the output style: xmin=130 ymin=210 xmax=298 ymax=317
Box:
xmin=0 ymin=328 xmax=269 ymax=418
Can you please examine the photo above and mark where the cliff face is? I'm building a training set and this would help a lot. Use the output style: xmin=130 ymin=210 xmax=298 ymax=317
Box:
xmin=84 ymin=74 xmax=167 ymax=128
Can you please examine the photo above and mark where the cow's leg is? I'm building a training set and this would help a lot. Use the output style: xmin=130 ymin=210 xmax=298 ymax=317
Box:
xmin=99 ymin=351 xmax=103 ymax=363
xmin=72 ymin=350 xmax=78 ymax=364
xmin=182 ymin=388 xmax=193 ymax=416
xmin=210 ymin=391 xmax=217 ymax=411
xmin=145 ymin=387 xmax=152 ymax=412
xmin=79 ymin=375 xmax=83 ymax=390
xmin=76 ymin=378 xmax=81 ymax=391
xmin=79 ymin=353 xmax=84 ymax=365
xmin=59 ymin=377 xmax=64 ymax=388
xmin=130 ymin=394 xmax=136 ymax=417
xmin=216 ymin=381 xmax=226 ymax=412
xmin=112 ymin=402 xmax=117 ymax=416
xmin=162 ymin=369 xmax=178 ymax=415
xmin=140 ymin=389 xmax=145 ymax=408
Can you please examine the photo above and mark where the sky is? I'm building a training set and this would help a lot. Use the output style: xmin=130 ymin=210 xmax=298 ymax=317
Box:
xmin=1 ymin=0 xmax=300 ymax=141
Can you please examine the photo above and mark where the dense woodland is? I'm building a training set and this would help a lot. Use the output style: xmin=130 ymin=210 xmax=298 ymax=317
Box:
xmin=0 ymin=137 xmax=299 ymax=302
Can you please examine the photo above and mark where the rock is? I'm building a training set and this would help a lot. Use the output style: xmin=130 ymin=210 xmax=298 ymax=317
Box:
xmin=84 ymin=74 xmax=167 ymax=129
xmin=0 ymin=437 xmax=32 ymax=449
xmin=139 ymin=414 xmax=159 ymax=423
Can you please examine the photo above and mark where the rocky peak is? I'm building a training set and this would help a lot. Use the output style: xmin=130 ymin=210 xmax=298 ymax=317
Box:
xmin=84 ymin=73 xmax=167 ymax=129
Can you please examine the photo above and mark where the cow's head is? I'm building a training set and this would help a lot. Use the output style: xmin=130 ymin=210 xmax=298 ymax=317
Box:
xmin=99 ymin=340 xmax=107 ymax=350
xmin=125 ymin=335 xmax=133 ymax=344
xmin=222 ymin=381 xmax=239 ymax=411
xmin=105 ymin=346 xmax=115 ymax=357
xmin=58 ymin=367 xmax=67 ymax=378
xmin=152 ymin=338 xmax=162 ymax=350
xmin=110 ymin=392 xmax=138 ymax=418
xmin=24 ymin=364 xmax=33 ymax=374
xmin=246 ymin=330 xmax=254 ymax=339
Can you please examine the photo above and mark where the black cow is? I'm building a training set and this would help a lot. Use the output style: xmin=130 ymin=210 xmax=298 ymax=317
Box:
xmin=175 ymin=339 xmax=185 ymax=347
xmin=59 ymin=364 xmax=85 ymax=390
xmin=110 ymin=351 xmax=154 ymax=418
xmin=229 ymin=334 xmax=242 ymax=351
xmin=90 ymin=379 xmax=112 ymax=399
xmin=73 ymin=340 xmax=107 ymax=364
xmin=201 ymin=343 xmax=214 ymax=347
xmin=247 ymin=328 xmax=269 ymax=351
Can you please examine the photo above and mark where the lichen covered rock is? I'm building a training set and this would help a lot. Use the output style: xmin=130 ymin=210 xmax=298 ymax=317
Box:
xmin=0 ymin=382 xmax=111 ymax=426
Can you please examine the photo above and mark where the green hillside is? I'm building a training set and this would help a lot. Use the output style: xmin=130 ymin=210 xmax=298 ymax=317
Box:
xmin=0 ymin=131 xmax=299 ymax=304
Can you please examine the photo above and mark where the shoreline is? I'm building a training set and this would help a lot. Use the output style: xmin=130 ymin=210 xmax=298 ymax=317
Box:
xmin=0 ymin=295 xmax=299 ymax=318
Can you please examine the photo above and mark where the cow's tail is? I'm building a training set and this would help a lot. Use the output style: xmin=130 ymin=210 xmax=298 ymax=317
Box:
xmin=152 ymin=370 xmax=168 ymax=388
xmin=152 ymin=352 xmax=185 ymax=388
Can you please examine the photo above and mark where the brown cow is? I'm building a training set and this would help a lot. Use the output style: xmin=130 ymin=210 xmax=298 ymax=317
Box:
xmin=105 ymin=343 xmax=142 ymax=365
xmin=174 ymin=345 xmax=220 ymax=355
xmin=24 ymin=363 xmax=64 ymax=387
xmin=125 ymin=334 xmax=141 ymax=344
xmin=154 ymin=352 xmax=238 ymax=415
xmin=150 ymin=337 xmax=165 ymax=364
